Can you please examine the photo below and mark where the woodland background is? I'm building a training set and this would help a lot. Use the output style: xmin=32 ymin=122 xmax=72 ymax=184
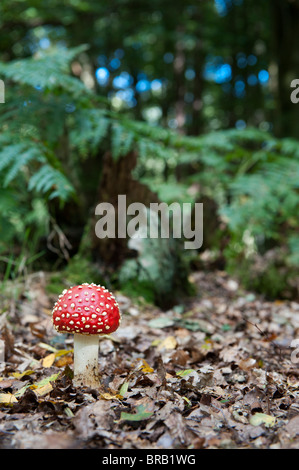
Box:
xmin=0 ymin=0 xmax=299 ymax=305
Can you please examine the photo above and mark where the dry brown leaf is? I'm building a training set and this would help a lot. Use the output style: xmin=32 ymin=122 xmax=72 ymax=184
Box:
xmin=238 ymin=358 xmax=257 ymax=371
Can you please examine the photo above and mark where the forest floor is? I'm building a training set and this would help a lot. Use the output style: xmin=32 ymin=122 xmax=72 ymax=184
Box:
xmin=1 ymin=269 xmax=299 ymax=450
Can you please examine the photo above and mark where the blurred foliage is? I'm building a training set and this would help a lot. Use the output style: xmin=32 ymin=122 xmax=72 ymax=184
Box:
xmin=0 ymin=0 xmax=298 ymax=304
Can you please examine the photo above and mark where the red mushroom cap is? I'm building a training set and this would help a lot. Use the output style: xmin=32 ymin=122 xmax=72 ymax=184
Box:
xmin=52 ymin=283 xmax=121 ymax=335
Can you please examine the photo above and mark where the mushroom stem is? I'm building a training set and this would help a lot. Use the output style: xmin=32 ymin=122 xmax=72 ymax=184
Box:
xmin=73 ymin=333 xmax=100 ymax=388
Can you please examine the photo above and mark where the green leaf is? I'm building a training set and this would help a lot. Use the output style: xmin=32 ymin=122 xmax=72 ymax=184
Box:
xmin=119 ymin=381 xmax=129 ymax=397
xmin=176 ymin=318 xmax=213 ymax=333
xmin=34 ymin=372 xmax=61 ymax=388
xmin=176 ymin=369 xmax=196 ymax=377
xmin=120 ymin=404 xmax=153 ymax=422
xmin=148 ymin=317 xmax=175 ymax=329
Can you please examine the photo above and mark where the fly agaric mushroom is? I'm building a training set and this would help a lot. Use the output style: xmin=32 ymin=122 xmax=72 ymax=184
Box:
xmin=52 ymin=283 xmax=121 ymax=388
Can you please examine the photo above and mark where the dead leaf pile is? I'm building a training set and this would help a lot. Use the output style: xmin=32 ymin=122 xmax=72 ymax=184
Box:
xmin=1 ymin=270 xmax=299 ymax=449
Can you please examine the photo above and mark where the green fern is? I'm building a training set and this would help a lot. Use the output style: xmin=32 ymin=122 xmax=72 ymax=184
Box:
xmin=0 ymin=45 xmax=89 ymax=94
xmin=28 ymin=164 xmax=74 ymax=201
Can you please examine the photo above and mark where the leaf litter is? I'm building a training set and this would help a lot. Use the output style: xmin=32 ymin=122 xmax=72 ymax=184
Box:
xmin=1 ymin=270 xmax=299 ymax=449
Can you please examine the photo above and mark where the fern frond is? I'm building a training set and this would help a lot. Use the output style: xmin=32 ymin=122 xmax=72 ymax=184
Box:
xmin=28 ymin=164 xmax=74 ymax=202
xmin=0 ymin=45 xmax=89 ymax=94
xmin=70 ymin=109 xmax=110 ymax=157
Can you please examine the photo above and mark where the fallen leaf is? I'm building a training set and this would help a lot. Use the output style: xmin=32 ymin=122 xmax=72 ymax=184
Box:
xmin=119 ymin=381 xmax=129 ymax=397
xmin=176 ymin=318 xmax=214 ymax=333
xmin=285 ymin=415 xmax=299 ymax=438
xmin=238 ymin=358 xmax=257 ymax=371
xmin=157 ymin=336 xmax=177 ymax=351
xmin=100 ymin=392 xmax=123 ymax=400
xmin=0 ymin=392 xmax=18 ymax=404
xmin=12 ymin=370 xmax=35 ymax=379
xmin=148 ymin=317 xmax=175 ymax=329
xmin=34 ymin=383 xmax=53 ymax=397
xmin=15 ymin=384 xmax=31 ymax=398
xmin=250 ymin=413 xmax=276 ymax=428
xmin=42 ymin=353 xmax=56 ymax=368
xmin=38 ymin=342 xmax=57 ymax=353
xmin=26 ymin=372 xmax=60 ymax=397
xmin=55 ymin=355 xmax=73 ymax=368
xmin=176 ymin=369 xmax=196 ymax=378
xmin=138 ymin=359 xmax=154 ymax=374
xmin=120 ymin=404 xmax=153 ymax=422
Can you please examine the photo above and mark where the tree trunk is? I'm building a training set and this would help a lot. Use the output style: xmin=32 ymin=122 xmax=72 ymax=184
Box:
xmin=91 ymin=151 xmax=159 ymax=268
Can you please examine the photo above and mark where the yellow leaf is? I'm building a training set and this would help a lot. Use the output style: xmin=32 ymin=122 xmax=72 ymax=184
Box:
xmin=55 ymin=348 xmax=73 ymax=358
xmin=42 ymin=353 xmax=56 ymax=368
xmin=12 ymin=370 xmax=35 ymax=379
xmin=34 ymin=383 xmax=53 ymax=397
xmin=157 ymin=336 xmax=177 ymax=351
xmin=0 ymin=393 xmax=18 ymax=404
xmin=250 ymin=413 xmax=276 ymax=428
xmin=138 ymin=359 xmax=154 ymax=374
xmin=100 ymin=392 xmax=122 ymax=400
xmin=29 ymin=372 xmax=60 ymax=397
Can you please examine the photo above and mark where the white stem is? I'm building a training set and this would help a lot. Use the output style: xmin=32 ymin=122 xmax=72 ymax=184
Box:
xmin=73 ymin=333 xmax=100 ymax=388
